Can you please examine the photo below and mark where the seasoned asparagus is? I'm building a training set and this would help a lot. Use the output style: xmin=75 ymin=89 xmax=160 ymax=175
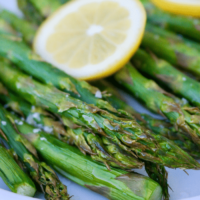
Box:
xmin=115 ymin=63 xmax=200 ymax=149
xmin=0 ymin=62 xmax=199 ymax=169
xmin=0 ymin=36 xmax=119 ymax=115
xmin=0 ymin=105 xmax=69 ymax=200
xmin=141 ymin=0 xmax=200 ymax=42
xmin=0 ymin=85 xmax=143 ymax=170
xmin=93 ymin=81 xmax=171 ymax=199
xmin=141 ymin=25 xmax=200 ymax=76
xmin=94 ymin=80 xmax=200 ymax=158
xmin=0 ymin=144 xmax=36 ymax=197
xmin=0 ymin=83 xmax=171 ymax=198
xmin=4 ymin=108 xmax=163 ymax=200
xmin=132 ymin=49 xmax=200 ymax=110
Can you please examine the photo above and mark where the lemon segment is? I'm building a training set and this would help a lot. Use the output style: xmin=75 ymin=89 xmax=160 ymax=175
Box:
xmin=34 ymin=0 xmax=146 ymax=80
xmin=151 ymin=0 xmax=200 ymax=17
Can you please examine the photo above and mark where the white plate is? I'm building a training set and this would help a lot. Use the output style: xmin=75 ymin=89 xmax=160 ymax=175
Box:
xmin=0 ymin=1 xmax=200 ymax=199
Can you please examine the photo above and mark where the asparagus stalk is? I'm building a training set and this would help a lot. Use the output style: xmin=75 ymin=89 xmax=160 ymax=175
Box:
xmin=145 ymin=23 xmax=200 ymax=52
xmin=141 ymin=25 xmax=200 ymax=76
xmin=0 ymin=18 xmax=17 ymax=36
xmin=94 ymin=80 xmax=200 ymax=159
xmin=0 ymin=36 xmax=119 ymax=115
xmin=0 ymin=84 xmax=170 ymax=199
xmin=132 ymin=49 xmax=200 ymax=110
xmin=141 ymin=0 xmax=200 ymax=42
xmin=114 ymin=63 xmax=200 ymax=149
xmin=29 ymin=0 xmax=71 ymax=18
xmin=0 ymin=85 xmax=143 ymax=171
xmin=93 ymin=81 xmax=171 ymax=199
xmin=0 ymin=10 xmax=36 ymax=44
xmin=0 ymin=144 xmax=36 ymax=196
xmin=58 ymin=0 xmax=70 ymax=4
xmin=29 ymin=0 xmax=63 ymax=18
xmin=17 ymin=0 xmax=44 ymax=26
xmin=144 ymin=162 xmax=169 ymax=200
xmin=0 ymin=105 xmax=69 ymax=200
xmin=0 ymin=62 xmax=199 ymax=169
xmin=4 ymin=108 xmax=163 ymax=200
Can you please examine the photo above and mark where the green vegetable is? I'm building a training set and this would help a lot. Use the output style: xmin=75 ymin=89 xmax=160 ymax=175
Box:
xmin=141 ymin=0 xmax=200 ymax=42
xmin=0 ymin=18 xmax=17 ymax=36
xmin=0 ymin=83 xmax=171 ymax=199
xmin=145 ymin=23 xmax=200 ymax=52
xmin=0 ymin=62 xmax=199 ymax=169
xmin=29 ymin=0 xmax=62 ymax=18
xmin=141 ymin=24 xmax=200 ymax=76
xmin=132 ymin=49 xmax=200 ymax=111
xmin=0 ymin=36 xmax=119 ymax=115
xmin=0 ymin=105 xmax=69 ymax=200
xmin=0 ymin=10 xmax=36 ymax=44
xmin=115 ymin=63 xmax=200 ymax=150
xmin=4 ymin=108 xmax=163 ymax=200
xmin=17 ymin=0 xmax=44 ymax=26
xmin=94 ymin=80 xmax=200 ymax=159
xmin=0 ymin=144 xmax=36 ymax=197
xmin=0 ymin=84 xmax=143 ymax=171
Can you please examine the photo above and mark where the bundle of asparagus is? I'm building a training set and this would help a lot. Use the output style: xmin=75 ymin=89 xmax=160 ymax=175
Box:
xmin=94 ymin=80 xmax=200 ymax=159
xmin=0 ymin=14 xmax=172 ymax=199
xmin=0 ymin=83 xmax=143 ymax=171
xmin=0 ymin=103 xmax=70 ymax=200
xmin=1 ymin=1 xmax=200 ymax=199
xmin=141 ymin=0 xmax=200 ymax=42
xmin=0 ymin=58 xmax=198 ymax=170
xmin=0 ymin=144 xmax=36 ymax=197
xmin=114 ymin=63 xmax=200 ymax=148
xmin=141 ymin=24 xmax=200 ymax=77
xmin=132 ymin=49 xmax=200 ymax=110
xmin=0 ymin=105 xmax=163 ymax=200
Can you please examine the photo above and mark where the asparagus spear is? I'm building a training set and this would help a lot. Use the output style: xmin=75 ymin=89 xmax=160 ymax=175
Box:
xmin=141 ymin=25 xmax=200 ymax=76
xmin=0 ymin=62 xmax=199 ymax=169
xmin=141 ymin=0 xmax=200 ymax=42
xmin=94 ymin=80 xmax=200 ymax=159
xmin=3 ymin=108 xmax=163 ymax=200
xmin=0 ymin=85 xmax=143 ymax=171
xmin=17 ymin=0 xmax=44 ymax=26
xmin=132 ymin=49 xmax=200 ymax=110
xmin=58 ymin=0 xmax=70 ymax=4
xmin=0 ymin=18 xmax=17 ymax=36
xmin=114 ymin=63 xmax=200 ymax=149
xmin=0 ymin=84 xmax=170 ymax=199
xmin=0 ymin=144 xmax=36 ymax=196
xmin=0 ymin=105 xmax=69 ymax=200
xmin=29 ymin=0 xmax=62 ymax=18
xmin=0 ymin=81 xmax=170 ymax=198
xmin=0 ymin=10 xmax=36 ymax=44
xmin=145 ymin=23 xmax=200 ymax=52
xmin=93 ymin=81 xmax=171 ymax=199
xmin=0 ymin=36 xmax=119 ymax=115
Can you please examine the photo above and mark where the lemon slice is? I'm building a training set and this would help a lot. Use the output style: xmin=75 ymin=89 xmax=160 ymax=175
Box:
xmin=151 ymin=0 xmax=200 ymax=17
xmin=34 ymin=0 xmax=146 ymax=80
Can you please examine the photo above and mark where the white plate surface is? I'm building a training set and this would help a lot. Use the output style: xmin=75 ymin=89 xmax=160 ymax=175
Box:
xmin=0 ymin=1 xmax=200 ymax=199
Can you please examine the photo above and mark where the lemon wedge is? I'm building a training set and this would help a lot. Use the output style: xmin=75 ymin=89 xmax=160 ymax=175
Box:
xmin=151 ymin=0 xmax=200 ymax=17
xmin=34 ymin=0 xmax=146 ymax=80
